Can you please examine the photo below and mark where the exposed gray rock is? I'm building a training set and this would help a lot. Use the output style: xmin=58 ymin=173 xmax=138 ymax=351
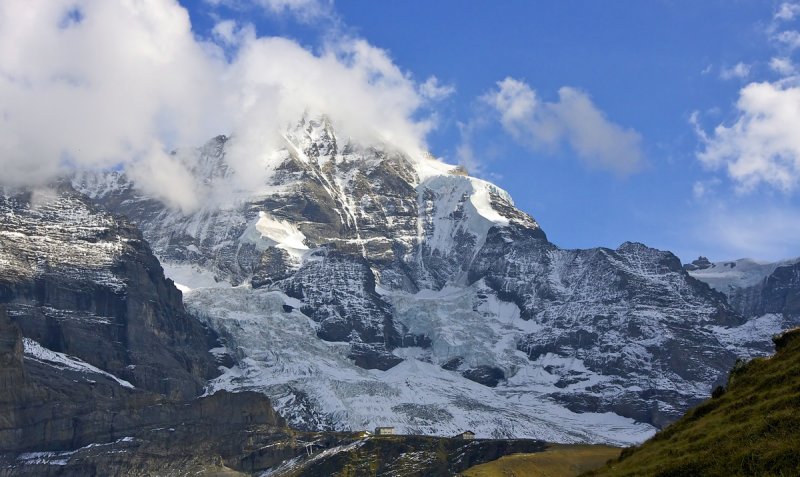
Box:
xmin=0 ymin=184 xmax=219 ymax=399
xmin=0 ymin=186 xmax=302 ymax=475
xmin=720 ymin=261 xmax=800 ymax=318
xmin=72 ymin=118 xmax=756 ymax=436
xmin=688 ymin=257 xmax=800 ymax=358
xmin=683 ymin=256 xmax=712 ymax=271
xmin=461 ymin=366 xmax=505 ymax=387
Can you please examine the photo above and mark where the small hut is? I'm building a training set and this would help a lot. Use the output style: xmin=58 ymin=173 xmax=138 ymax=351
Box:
xmin=374 ymin=426 xmax=395 ymax=436
xmin=455 ymin=430 xmax=475 ymax=440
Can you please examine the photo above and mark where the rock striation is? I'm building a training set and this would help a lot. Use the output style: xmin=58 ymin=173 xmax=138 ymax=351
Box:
xmin=71 ymin=117 xmax=769 ymax=440
xmin=0 ymin=184 xmax=219 ymax=399
xmin=688 ymin=257 xmax=800 ymax=356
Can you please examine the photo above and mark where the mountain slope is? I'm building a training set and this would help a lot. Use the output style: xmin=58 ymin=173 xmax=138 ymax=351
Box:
xmin=74 ymin=117 xmax=769 ymax=442
xmin=688 ymin=257 xmax=800 ymax=357
xmin=0 ymin=185 xmax=298 ymax=474
xmin=0 ymin=185 xmax=566 ymax=476
xmin=0 ymin=184 xmax=220 ymax=401
xmin=586 ymin=327 xmax=800 ymax=477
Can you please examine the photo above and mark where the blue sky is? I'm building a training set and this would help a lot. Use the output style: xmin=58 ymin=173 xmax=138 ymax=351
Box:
xmin=2 ymin=1 xmax=799 ymax=262
xmin=178 ymin=0 xmax=800 ymax=262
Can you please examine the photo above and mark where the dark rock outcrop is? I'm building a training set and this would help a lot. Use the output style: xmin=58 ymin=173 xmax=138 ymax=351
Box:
xmin=689 ymin=258 xmax=800 ymax=357
xmin=0 ymin=187 xmax=303 ymax=475
xmin=727 ymin=261 xmax=800 ymax=318
xmin=589 ymin=327 xmax=800 ymax=477
xmin=683 ymin=256 xmax=712 ymax=271
xmin=462 ymin=366 xmax=505 ymax=387
xmin=274 ymin=436 xmax=547 ymax=477
xmin=0 ymin=185 xmax=219 ymax=400
xmin=71 ymin=119 xmax=752 ymax=434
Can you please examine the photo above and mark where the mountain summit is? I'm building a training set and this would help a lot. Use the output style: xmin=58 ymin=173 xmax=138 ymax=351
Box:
xmin=71 ymin=117 xmax=788 ymax=444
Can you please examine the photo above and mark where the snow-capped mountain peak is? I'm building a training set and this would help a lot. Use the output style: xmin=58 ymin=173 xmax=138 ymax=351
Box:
xmin=69 ymin=119 xmax=791 ymax=445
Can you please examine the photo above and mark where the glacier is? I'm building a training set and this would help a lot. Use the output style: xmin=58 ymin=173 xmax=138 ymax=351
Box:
xmin=70 ymin=116 xmax=797 ymax=444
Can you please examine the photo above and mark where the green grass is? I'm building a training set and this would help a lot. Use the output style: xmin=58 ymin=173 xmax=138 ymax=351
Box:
xmin=584 ymin=328 xmax=800 ymax=477
xmin=461 ymin=444 xmax=621 ymax=477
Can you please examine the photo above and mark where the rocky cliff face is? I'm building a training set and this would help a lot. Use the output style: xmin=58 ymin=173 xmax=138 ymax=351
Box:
xmin=588 ymin=327 xmax=800 ymax=477
xmin=0 ymin=186 xmax=544 ymax=475
xmin=0 ymin=310 xmax=316 ymax=476
xmin=758 ymin=262 xmax=800 ymax=316
xmin=0 ymin=310 xmax=286 ymax=456
xmin=688 ymin=257 xmax=800 ymax=356
xmin=0 ymin=184 xmax=219 ymax=400
xmin=0 ymin=186 xmax=297 ymax=475
xmin=70 ymin=117 xmax=769 ymax=442
xmin=1 ymin=303 xmax=548 ymax=476
xmin=715 ymin=260 xmax=800 ymax=319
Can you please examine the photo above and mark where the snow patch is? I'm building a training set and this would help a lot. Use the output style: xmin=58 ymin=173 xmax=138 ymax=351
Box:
xmin=240 ymin=211 xmax=309 ymax=260
xmin=23 ymin=338 xmax=135 ymax=389
xmin=419 ymin=175 xmax=512 ymax=256
xmin=468 ymin=178 xmax=511 ymax=225
xmin=161 ymin=261 xmax=232 ymax=292
xmin=689 ymin=257 xmax=800 ymax=294
xmin=709 ymin=314 xmax=787 ymax=358
xmin=187 ymin=285 xmax=654 ymax=445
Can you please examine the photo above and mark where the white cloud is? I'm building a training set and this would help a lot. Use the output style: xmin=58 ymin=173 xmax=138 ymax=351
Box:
xmin=719 ymin=62 xmax=751 ymax=80
xmin=206 ymin=0 xmax=331 ymax=22
xmin=775 ymin=2 xmax=800 ymax=21
xmin=256 ymin=0 xmax=327 ymax=16
xmin=768 ymin=3 xmax=800 ymax=51
xmin=688 ymin=3 xmax=800 ymax=262
xmin=773 ymin=30 xmax=800 ymax=50
xmin=770 ymin=56 xmax=796 ymax=75
xmin=695 ymin=81 xmax=800 ymax=192
xmin=485 ymin=78 xmax=539 ymax=138
xmin=419 ymin=76 xmax=455 ymax=101
xmin=0 ymin=0 xmax=226 ymax=208
xmin=126 ymin=144 xmax=200 ymax=212
xmin=0 ymin=0 xmax=439 ymax=210
xmin=221 ymin=35 xmax=434 ymax=189
xmin=482 ymin=77 xmax=643 ymax=175
xmin=454 ymin=116 xmax=491 ymax=176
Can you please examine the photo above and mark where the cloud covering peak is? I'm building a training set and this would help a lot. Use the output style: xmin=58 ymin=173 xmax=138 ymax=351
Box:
xmin=0 ymin=0 xmax=440 ymax=210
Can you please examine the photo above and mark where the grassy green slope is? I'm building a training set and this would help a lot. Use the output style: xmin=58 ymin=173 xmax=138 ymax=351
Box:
xmin=461 ymin=444 xmax=621 ymax=477
xmin=586 ymin=328 xmax=800 ymax=477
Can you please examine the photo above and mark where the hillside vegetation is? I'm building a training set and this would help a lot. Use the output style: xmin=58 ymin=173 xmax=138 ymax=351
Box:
xmin=586 ymin=328 xmax=800 ymax=477
xmin=461 ymin=444 xmax=620 ymax=477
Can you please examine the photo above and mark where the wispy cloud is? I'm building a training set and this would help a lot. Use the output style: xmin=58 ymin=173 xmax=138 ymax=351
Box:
xmin=205 ymin=0 xmax=333 ymax=22
xmin=693 ymin=1 xmax=800 ymax=195
xmin=773 ymin=30 xmax=800 ymax=50
xmin=481 ymin=77 xmax=643 ymax=175
xmin=419 ymin=76 xmax=455 ymax=101
xmin=691 ymin=203 xmax=800 ymax=261
xmin=719 ymin=62 xmax=751 ymax=80
xmin=775 ymin=2 xmax=800 ymax=22
xmin=770 ymin=56 xmax=796 ymax=75
xmin=687 ymin=2 xmax=800 ymax=261
xmin=768 ymin=3 xmax=800 ymax=51
xmin=692 ymin=178 xmax=721 ymax=200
